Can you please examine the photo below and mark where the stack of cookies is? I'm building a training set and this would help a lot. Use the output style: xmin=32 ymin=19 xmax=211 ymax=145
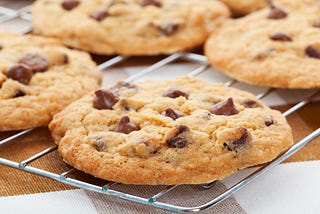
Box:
xmin=5 ymin=0 xmax=318 ymax=185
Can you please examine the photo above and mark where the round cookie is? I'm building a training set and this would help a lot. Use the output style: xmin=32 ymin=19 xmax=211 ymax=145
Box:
xmin=49 ymin=76 xmax=293 ymax=185
xmin=32 ymin=0 xmax=230 ymax=55
xmin=205 ymin=0 xmax=320 ymax=89
xmin=220 ymin=0 xmax=266 ymax=16
xmin=0 ymin=31 xmax=102 ymax=131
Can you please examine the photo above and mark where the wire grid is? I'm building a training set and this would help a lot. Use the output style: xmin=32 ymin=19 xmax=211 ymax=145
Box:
xmin=0 ymin=2 xmax=320 ymax=213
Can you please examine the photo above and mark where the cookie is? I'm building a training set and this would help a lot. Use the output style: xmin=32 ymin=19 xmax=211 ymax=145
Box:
xmin=32 ymin=0 xmax=230 ymax=55
xmin=220 ymin=0 xmax=266 ymax=16
xmin=0 ymin=31 xmax=102 ymax=131
xmin=49 ymin=76 xmax=293 ymax=185
xmin=205 ymin=0 xmax=320 ymax=89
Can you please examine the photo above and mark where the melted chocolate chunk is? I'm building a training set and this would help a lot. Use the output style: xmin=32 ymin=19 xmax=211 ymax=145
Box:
xmin=6 ymin=64 xmax=33 ymax=85
xmin=267 ymin=0 xmax=288 ymax=19
xmin=0 ymin=44 xmax=2 ymax=50
xmin=158 ymin=21 xmax=179 ymax=36
xmin=305 ymin=45 xmax=320 ymax=59
xmin=140 ymin=0 xmax=161 ymax=7
xmin=265 ymin=118 xmax=274 ymax=126
xmin=114 ymin=116 xmax=140 ymax=134
xmin=93 ymin=137 xmax=107 ymax=152
xmin=111 ymin=81 xmax=136 ymax=90
xmin=13 ymin=90 xmax=26 ymax=98
xmin=166 ymin=125 xmax=189 ymax=148
xmin=162 ymin=108 xmax=183 ymax=120
xmin=62 ymin=0 xmax=80 ymax=10
xmin=242 ymin=100 xmax=262 ymax=108
xmin=90 ymin=7 xmax=109 ymax=21
xmin=167 ymin=137 xmax=187 ymax=148
xmin=224 ymin=127 xmax=249 ymax=152
xmin=19 ymin=53 xmax=49 ymax=73
xmin=211 ymin=98 xmax=238 ymax=116
xmin=120 ymin=100 xmax=131 ymax=111
xmin=93 ymin=89 xmax=119 ymax=110
xmin=270 ymin=32 xmax=292 ymax=41
xmin=163 ymin=87 xmax=189 ymax=99
xmin=176 ymin=124 xmax=187 ymax=134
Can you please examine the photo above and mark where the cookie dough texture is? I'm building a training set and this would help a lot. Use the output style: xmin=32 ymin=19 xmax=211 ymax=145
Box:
xmin=49 ymin=77 xmax=293 ymax=185
xmin=32 ymin=0 xmax=230 ymax=55
xmin=220 ymin=0 xmax=266 ymax=16
xmin=205 ymin=0 xmax=320 ymax=89
xmin=0 ymin=31 xmax=102 ymax=131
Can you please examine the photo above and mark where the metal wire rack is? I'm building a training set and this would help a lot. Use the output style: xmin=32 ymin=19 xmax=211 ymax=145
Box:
xmin=0 ymin=2 xmax=319 ymax=212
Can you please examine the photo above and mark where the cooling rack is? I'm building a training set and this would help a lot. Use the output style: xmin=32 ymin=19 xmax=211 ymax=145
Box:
xmin=0 ymin=2 xmax=319 ymax=212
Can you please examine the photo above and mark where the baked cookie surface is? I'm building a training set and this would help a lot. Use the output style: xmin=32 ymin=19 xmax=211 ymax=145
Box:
xmin=0 ymin=31 xmax=102 ymax=131
xmin=205 ymin=0 xmax=320 ymax=89
xmin=220 ymin=0 xmax=266 ymax=16
xmin=32 ymin=0 xmax=229 ymax=55
xmin=49 ymin=76 xmax=293 ymax=185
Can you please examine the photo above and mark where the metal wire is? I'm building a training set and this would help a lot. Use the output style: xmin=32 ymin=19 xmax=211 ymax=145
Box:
xmin=0 ymin=2 xmax=319 ymax=213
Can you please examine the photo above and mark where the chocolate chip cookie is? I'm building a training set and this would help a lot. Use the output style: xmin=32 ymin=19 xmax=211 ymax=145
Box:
xmin=49 ymin=76 xmax=293 ymax=185
xmin=220 ymin=0 xmax=266 ymax=16
xmin=205 ymin=0 xmax=320 ymax=88
xmin=32 ymin=0 xmax=229 ymax=55
xmin=0 ymin=31 xmax=102 ymax=131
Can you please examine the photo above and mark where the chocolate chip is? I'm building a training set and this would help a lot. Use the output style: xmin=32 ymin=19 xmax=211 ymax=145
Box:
xmin=120 ymin=101 xmax=131 ymax=111
xmin=166 ymin=125 xmax=190 ymax=148
xmin=114 ymin=116 xmax=140 ymax=134
xmin=314 ymin=18 xmax=320 ymax=28
xmin=111 ymin=81 xmax=136 ymax=90
xmin=162 ymin=108 xmax=183 ymax=120
xmin=267 ymin=0 xmax=288 ymax=19
xmin=167 ymin=137 xmax=187 ymax=148
xmin=211 ymin=98 xmax=238 ymax=116
xmin=158 ymin=21 xmax=180 ymax=36
xmin=13 ymin=90 xmax=26 ymax=98
xmin=242 ymin=100 xmax=262 ymax=108
xmin=19 ymin=53 xmax=49 ymax=73
xmin=270 ymin=32 xmax=292 ymax=41
xmin=265 ymin=118 xmax=274 ymax=126
xmin=6 ymin=64 xmax=33 ymax=85
xmin=224 ymin=127 xmax=249 ymax=152
xmin=140 ymin=0 xmax=161 ymax=7
xmin=93 ymin=89 xmax=119 ymax=110
xmin=163 ymin=87 xmax=189 ymax=99
xmin=90 ymin=7 xmax=109 ymax=21
xmin=0 ymin=45 xmax=2 ymax=50
xmin=305 ymin=45 xmax=320 ymax=59
xmin=61 ymin=0 xmax=80 ymax=10
xmin=177 ymin=124 xmax=188 ymax=134
xmin=93 ymin=137 xmax=106 ymax=152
